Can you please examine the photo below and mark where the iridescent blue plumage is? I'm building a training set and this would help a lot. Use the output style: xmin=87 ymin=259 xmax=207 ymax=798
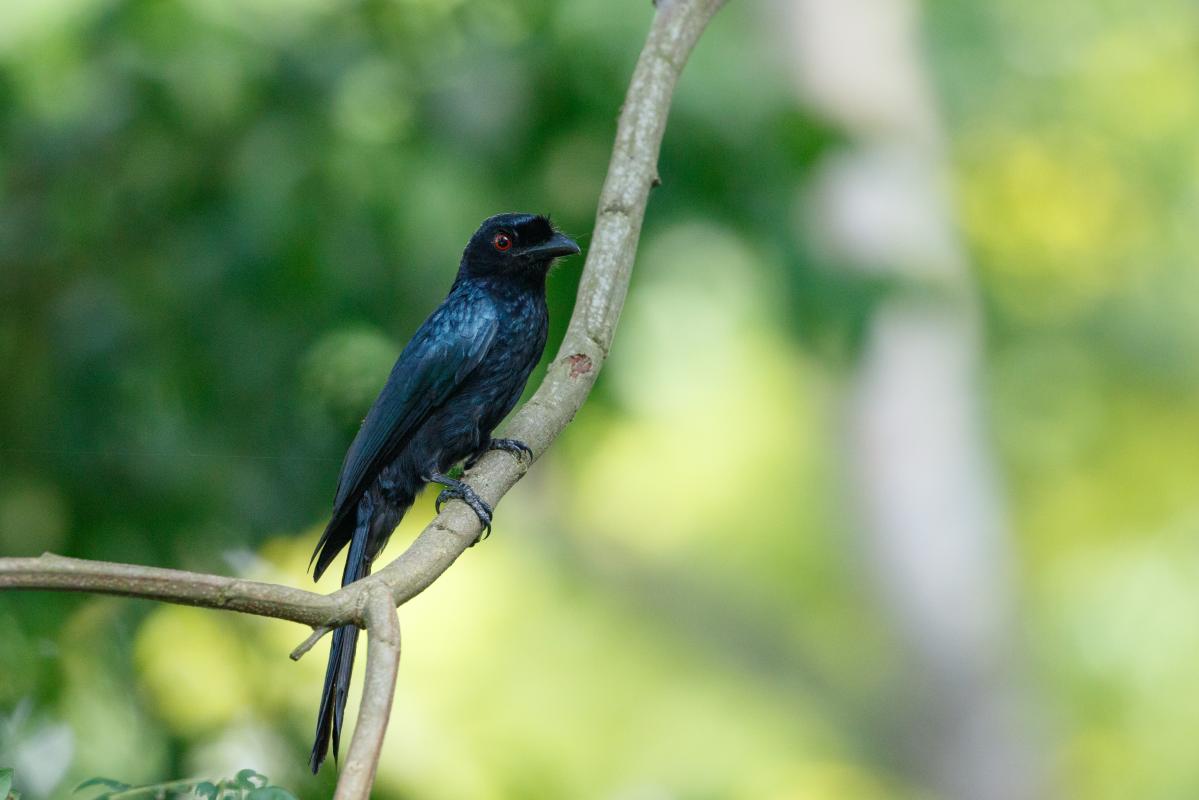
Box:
xmin=309 ymin=213 xmax=580 ymax=774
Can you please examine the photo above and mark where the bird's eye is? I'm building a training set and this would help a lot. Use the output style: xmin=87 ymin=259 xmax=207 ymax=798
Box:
xmin=492 ymin=232 xmax=513 ymax=252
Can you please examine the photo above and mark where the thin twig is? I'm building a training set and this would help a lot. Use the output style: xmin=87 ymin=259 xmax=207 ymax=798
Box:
xmin=290 ymin=625 xmax=334 ymax=661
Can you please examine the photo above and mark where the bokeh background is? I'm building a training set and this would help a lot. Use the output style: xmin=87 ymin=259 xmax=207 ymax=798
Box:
xmin=2 ymin=0 xmax=1197 ymax=798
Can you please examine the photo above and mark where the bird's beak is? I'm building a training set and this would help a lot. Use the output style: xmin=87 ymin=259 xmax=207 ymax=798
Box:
xmin=524 ymin=232 xmax=581 ymax=260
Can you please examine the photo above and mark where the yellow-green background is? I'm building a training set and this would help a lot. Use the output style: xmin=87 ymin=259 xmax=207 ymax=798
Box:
xmin=1 ymin=0 xmax=1197 ymax=797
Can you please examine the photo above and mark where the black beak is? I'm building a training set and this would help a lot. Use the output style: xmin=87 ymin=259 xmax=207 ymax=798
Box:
xmin=523 ymin=232 xmax=581 ymax=260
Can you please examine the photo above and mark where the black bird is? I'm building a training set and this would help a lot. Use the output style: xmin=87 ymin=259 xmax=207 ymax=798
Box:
xmin=308 ymin=212 xmax=580 ymax=773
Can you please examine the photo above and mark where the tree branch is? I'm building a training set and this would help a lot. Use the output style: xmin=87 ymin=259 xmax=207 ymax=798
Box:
xmin=333 ymin=588 xmax=401 ymax=800
xmin=0 ymin=552 xmax=343 ymax=626
xmin=0 ymin=1 xmax=727 ymax=796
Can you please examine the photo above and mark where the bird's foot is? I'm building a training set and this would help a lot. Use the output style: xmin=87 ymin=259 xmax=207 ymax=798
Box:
xmin=491 ymin=438 xmax=533 ymax=461
xmin=465 ymin=438 xmax=533 ymax=470
xmin=429 ymin=473 xmax=493 ymax=543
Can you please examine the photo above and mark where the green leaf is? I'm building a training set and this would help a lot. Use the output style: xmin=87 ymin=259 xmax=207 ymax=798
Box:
xmin=246 ymin=788 xmax=298 ymax=800
xmin=193 ymin=782 xmax=219 ymax=800
xmin=75 ymin=778 xmax=131 ymax=794
xmin=1 ymin=767 xmax=13 ymax=799
xmin=233 ymin=772 xmax=266 ymax=790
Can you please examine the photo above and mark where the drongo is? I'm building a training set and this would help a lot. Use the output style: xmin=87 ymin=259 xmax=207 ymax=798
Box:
xmin=308 ymin=212 xmax=580 ymax=773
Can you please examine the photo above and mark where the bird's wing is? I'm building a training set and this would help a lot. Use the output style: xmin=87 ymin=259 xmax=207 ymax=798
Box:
xmin=315 ymin=292 xmax=499 ymax=558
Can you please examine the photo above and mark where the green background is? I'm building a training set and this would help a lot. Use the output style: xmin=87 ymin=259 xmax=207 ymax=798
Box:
xmin=2 ymin=0 xmax=1197 ymax=797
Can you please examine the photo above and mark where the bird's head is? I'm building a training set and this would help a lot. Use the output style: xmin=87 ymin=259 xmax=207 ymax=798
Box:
xmin=459 ymin=213 xmax=581 ymax=280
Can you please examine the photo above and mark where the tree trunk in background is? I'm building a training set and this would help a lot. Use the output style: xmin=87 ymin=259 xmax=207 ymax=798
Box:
xmin=775 ymin=1 xmax=1044 ymax=798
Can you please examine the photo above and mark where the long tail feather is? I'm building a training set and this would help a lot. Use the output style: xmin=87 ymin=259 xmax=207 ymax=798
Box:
xmin=309 ymin=517 xmax=373 ymax=774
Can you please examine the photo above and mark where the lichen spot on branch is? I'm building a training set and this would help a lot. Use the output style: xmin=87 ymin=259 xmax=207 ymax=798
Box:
xmin=567 ymin=354 xmax=593 ymax=379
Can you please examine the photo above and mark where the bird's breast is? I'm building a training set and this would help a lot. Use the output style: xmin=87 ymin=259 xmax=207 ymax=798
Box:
xmin=454 ymin=294 xmax=547 ymax=409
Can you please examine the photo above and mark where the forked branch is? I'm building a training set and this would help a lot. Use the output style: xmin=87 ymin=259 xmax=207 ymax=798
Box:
xmin=0 ymin=1 xmax=727 ymax=797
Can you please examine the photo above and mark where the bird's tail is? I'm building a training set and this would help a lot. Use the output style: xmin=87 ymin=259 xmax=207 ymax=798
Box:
xmin=309 ymin=517 xmax=373 ymax=774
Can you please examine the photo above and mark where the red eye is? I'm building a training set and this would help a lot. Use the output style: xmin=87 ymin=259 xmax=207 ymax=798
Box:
xmin=492 ymin=232 xmax=513 ymax=252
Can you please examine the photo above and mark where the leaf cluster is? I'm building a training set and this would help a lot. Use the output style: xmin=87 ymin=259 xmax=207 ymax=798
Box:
xmin=74 ymin=770 xmax=296 ymax=800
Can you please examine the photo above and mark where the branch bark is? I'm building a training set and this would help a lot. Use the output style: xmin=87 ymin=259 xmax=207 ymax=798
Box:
xmin=333 ymin=588 xmax=400 ymax=800
xmin=0 ymin=552 xmax=342 ymax=626
xmin=0 ymin=1 xmax=727 ymax=797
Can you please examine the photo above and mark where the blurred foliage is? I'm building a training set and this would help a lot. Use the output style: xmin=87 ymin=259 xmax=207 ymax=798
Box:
xmin=76 ymin=769 xmax=296 ymax=800
xmin=3 ymin=767 xmax=19 ymax=800
xmin=0 ymin=0 xmax=1197 ymax=798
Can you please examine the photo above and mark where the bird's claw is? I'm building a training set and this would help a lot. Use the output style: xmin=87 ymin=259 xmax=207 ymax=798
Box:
xmin=492 ymin=438 xmax=533 ymax=461
xmin=435 ymin=484 xmax=493 ymax=543
xmin=464 ymin=437 xmax=534 ymax=470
